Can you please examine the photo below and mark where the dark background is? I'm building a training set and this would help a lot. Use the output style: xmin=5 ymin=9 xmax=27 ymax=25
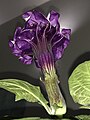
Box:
xmin=0 ymin=0 xmax=90 ymax=119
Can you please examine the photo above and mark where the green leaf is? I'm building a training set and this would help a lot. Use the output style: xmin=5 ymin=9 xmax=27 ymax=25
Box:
xmin=13 ymin=117 xmax=71 ymax=120
xmin=13 ymin=117 xmax=41 ymax=120
xmin=75 ymin=115 xmax=90 ymax=120
xmin=0 ymin=79 xmax=51 ymax=114
xmin=68 ymin=61 xmax=90 ymax=108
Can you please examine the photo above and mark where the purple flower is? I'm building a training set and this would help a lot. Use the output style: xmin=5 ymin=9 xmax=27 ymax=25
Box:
xmin=9 ymin=10 xmax=71 ymax=73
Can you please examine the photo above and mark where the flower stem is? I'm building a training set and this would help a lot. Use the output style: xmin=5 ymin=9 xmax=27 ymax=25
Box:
xmin=44 ymin=70 xmax=66 ymax=116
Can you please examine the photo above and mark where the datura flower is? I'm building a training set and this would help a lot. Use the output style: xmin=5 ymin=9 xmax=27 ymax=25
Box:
xmin=9 ymin=10 xmax=71 ymax=115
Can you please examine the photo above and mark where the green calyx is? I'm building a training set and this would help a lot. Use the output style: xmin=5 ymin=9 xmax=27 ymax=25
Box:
xmin=43 ymin=69 xmax=66 ymax=115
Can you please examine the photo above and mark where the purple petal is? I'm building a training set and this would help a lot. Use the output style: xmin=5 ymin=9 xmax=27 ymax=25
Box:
xmin=22 ymin=11 xmax=32 ymax=21
xmin=52 ymin=29 xmax=71 ymax=60
xmin=9 ymin=27 xmax=34 ymax=64
xmin=9 ymin=40 xmax=33 ymax=57
xmin=46 ymin=26 xmax=56 ymax=42
xmin=51 ymin=33 xmax=62 ymax=45
xmin=61 ymin=28 xmax=71 ymax=39
xmin=14 ymin=27 xmax=22 ymax=41
xmin=22 ymin=10 xmax=48 ymax=25
xmin=15 ymin=28 xmax=35 ymax=41
xmin=16 ymin=40 xmax=31 ymax=50
xmin=9 ymin=40 xmax=22 ymax=56
xmin=19 ymin=55 xmax=33 ymax=64
xmin=53 ymin=47 xmax=64 ymax=60
xmin=47 ymin=10 xmax=60 ymax=30
xmin=24 ymin=20 xmax=37 ymax=29
xmin=36 ymin=23 xmax=48 ymax=41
